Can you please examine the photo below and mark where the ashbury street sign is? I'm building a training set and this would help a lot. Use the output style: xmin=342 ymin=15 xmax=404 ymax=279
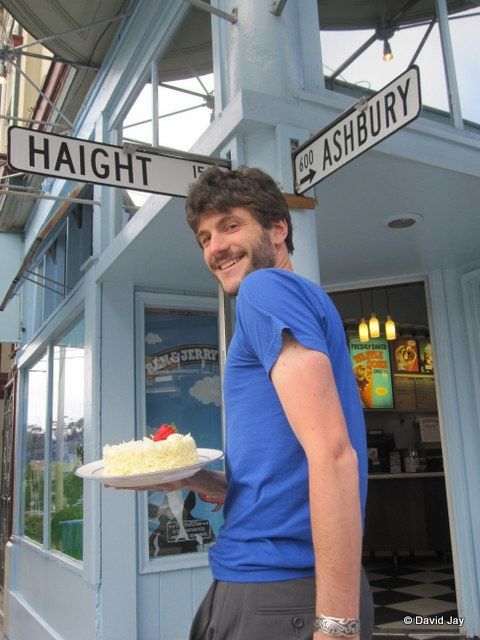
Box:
xmin=7 ymin=127 xmax=230 ymax=198
xmin=293 ymin=66 xmax=422 ymax=194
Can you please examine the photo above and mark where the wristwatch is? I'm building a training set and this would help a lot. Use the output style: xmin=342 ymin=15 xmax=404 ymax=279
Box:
xmin=314 ymin=614 xmax=361 ymax=637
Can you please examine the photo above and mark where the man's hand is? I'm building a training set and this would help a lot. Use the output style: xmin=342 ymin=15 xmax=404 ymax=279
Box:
xmin=104 ymin=468 xmax=227 ymax=497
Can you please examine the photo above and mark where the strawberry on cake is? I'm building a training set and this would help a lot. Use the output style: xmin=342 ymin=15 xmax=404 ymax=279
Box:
xmin=103 ymin=423 xmax=199 ymax=476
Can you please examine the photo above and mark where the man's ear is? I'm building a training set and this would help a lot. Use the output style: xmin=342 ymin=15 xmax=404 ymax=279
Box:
xmin=269 ymin=219 xmax=289 ymax=246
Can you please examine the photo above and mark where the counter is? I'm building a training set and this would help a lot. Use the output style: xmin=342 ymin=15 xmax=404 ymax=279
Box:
xmin=363 ymin=472 xmax=450 ymax=555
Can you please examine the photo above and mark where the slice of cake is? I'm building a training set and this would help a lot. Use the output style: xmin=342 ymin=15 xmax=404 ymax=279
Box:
xmin=103 ymin=423 xmax=199 ymax=476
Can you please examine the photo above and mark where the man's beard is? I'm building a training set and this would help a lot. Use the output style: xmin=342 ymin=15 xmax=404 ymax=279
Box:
xmin=214 ymin=229 xmax=276 ymax=296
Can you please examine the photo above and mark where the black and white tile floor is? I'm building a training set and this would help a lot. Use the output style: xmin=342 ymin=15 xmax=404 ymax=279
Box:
xmin=365 ymin=557 xmax=462 ymax=634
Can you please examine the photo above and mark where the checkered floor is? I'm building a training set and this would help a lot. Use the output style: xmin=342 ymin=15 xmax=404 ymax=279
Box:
xmin=365 ymin=557 xmax=461 ymax=633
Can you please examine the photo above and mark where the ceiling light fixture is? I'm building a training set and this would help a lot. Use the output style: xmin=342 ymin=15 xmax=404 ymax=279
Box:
xmin=385 ymin=213 xmax=423 ymax=229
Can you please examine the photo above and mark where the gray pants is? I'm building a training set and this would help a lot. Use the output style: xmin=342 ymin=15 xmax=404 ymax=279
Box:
xmin=190 ymin=568 xmax=373 ymax=640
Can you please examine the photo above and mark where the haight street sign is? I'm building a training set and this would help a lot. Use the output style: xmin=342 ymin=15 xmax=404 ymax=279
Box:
xmin=293 ymin=66 xmax=422 ymax=194
xmin=7 ymin=127 xmax=230 ymax=198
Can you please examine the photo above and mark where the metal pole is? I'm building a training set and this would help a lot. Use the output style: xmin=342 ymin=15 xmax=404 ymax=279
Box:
xmin=435 ymin=0 xmax=464 ymax=129
xmin=0 ymin=114 xmax=69 ymax=129
xmin=328 ymin=33 xmax=378 ymax=83
xmin=12 ymin=14 xmax=129 ymax=51
xmin=183 ymin=0 xmax=237 ymax=24
xmin=0 ymin=188 xmax=100 ymax=206
xmin=151 ymin=60 xmax=159 ymax=147
xmin=8 ymin=58 xmax=73 ymax=128
xmin=16 ymin=50 xmax=100 ymax=71
xmin=409 ymin=19 xmax=436 ymax=67
xmin=159 ymin=82 xmax=209 ymax=100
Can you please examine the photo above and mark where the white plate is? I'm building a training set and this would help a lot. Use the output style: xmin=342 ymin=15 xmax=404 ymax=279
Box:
xmin=75 ymin=448 xmax=223 ymax=488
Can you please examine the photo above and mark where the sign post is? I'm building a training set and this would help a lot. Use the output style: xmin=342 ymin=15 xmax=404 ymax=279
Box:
xmin=8 ymin=127 xmax=230 ymax=198
xmin=293 ymin=66 xmax=422 ymax=194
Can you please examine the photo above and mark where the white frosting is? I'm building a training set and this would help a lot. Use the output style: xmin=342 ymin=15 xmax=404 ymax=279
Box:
xmin=103 ymin=432 xmax=198 ymax=476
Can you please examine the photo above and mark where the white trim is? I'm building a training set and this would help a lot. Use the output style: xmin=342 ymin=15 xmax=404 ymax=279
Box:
xmin=134 ymin=290 xmax=221 ymax=575
xmin=323 ymin=272 xmax=427 ymax=293
xmin=427 ymin=269 xmax=480 ymax=636
xmin=17 ymin=283 xmax=85 ymax=369
xmin=461 ymin=268 xmax=480 ymax=411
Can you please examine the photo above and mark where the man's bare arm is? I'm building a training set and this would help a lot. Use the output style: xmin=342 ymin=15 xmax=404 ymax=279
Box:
xmin=270 ymin=333 xmax=362 ymax=635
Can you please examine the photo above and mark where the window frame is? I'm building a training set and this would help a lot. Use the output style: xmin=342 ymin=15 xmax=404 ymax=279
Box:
xmin=135 ymin=290 xmax=224 ymax=574
xmin=15 ymin=287 xmax=86 ymax=572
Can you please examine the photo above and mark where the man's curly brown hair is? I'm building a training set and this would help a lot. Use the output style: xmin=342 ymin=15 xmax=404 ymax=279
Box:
xmin=185 ymin=166 xmax=294 ymax=253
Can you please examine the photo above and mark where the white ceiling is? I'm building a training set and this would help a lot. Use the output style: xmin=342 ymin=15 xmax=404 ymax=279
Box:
xmin=315 ymin=148 xmax=480 ymax=286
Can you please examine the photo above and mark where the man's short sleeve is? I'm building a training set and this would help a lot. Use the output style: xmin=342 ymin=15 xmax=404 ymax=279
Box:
xmin=235 ymin=270 xmax=330 ymax=375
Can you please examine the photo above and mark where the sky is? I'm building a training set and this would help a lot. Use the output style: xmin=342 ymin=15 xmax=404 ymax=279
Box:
xmin=320 ymin=8 xmax=480 ymax=124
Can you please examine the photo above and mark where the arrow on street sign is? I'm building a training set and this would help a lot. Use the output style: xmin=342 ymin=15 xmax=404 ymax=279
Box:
xmin=293 ymin=66 xmax=422 ymax=194
xmin=7 ymin=127 xmax=230 ymax=198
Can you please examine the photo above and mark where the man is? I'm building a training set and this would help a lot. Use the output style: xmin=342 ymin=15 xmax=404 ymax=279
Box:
xmin=149 ymin=166 xmax=373 ymax=639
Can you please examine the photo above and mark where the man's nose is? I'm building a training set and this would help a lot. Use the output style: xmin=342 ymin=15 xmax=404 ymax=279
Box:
xmin=208 ymin=232 xmax=229 ymax=256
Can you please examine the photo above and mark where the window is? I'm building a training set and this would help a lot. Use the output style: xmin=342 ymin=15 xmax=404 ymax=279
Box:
xmin=135 ymin=292 xmax=224 ymax=570
xmin=144 ymin=308 xmax=223 ymax=560
xmin=23 ymin=353 xmax=48 ymax=544
xmin=110 ymin=5 xmax=215 ymax=221
xmin=22 ymin=315 xmax=85 ymax=561
xmin=22 ymin=195 xmax=92 ymax=342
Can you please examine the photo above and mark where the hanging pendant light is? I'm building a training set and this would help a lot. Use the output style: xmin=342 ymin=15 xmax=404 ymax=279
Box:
xmin=359 ymin=318 xmax=369 ymax=342
xmin=368 ymin=291 xmax=380 ymax=338
xmin=385 ymin=315 xmax=396 ymax=340
xmin=358 ymin=293 xmax=369 ymax=342
xmin=383 ymin=39 xmax=393 ymax=62
xmin=384 ymin=289 xmax=396 ymax=340
xmin=369 ymin=313 xmax=380 ymax=338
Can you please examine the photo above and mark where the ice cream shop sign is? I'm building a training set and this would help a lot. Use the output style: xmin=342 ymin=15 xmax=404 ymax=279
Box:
xmin=350 ymin=338 xmax=393 ymax=409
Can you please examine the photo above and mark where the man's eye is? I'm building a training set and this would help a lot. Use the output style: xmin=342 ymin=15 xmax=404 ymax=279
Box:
xmin=226 ymin=224 xmax=238 ymax=231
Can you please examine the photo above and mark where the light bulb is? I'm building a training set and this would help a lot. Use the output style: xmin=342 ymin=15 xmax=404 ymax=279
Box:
xmin=358 ymin=318 xmax=369 ymax=343
xmin=383 ymin=40 xmax=393 ymax=62
xmin=369 ymin=313 xmax=380 ymax=338
xmin=385 ymin=315 xmax=396 ymax=340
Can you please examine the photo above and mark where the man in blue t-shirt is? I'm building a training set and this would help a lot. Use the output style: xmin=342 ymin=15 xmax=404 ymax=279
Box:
xmin=154 ymin=167 xmax=372 ymax=639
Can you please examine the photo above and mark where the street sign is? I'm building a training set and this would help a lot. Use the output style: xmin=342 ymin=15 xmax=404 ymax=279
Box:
xmin=7 ymin=127 xmax=230 ymax=198
xmin=293 ymin=66 xmax=422 ymax=194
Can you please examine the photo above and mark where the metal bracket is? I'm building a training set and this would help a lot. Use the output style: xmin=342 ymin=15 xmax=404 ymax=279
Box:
xmin=24 ymin=269 xmax=70 ymax=295
xmin=271 ymin=0 xmax=289 ymax=16
xmin=354 ymin=97 xmax=368 ymax=113
xmin=121 ymin=140 xmax=231 ymax=168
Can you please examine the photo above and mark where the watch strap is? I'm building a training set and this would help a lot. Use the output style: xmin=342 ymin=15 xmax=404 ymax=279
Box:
xmin=314 ymin=614 xmax=361 ymax=637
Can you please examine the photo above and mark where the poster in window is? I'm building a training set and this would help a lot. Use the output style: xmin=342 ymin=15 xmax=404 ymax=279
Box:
xmin=350 ymin=338 xmax=393 ymax=409
xmin=393 ymin=338 xmax=419 ymax=373
xmin=417 ymin=339 xmax=434 ymax=374
xmin=144 ymin=308 xmax=223 ymax=558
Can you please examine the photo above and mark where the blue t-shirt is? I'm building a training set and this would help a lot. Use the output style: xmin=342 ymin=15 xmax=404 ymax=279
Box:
xmin=209 ymin=269 xmax=368 ymax=582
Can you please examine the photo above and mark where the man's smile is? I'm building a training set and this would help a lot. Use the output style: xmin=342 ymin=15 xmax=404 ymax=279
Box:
xmin=214 ymin=254 xmax=246 ymax=271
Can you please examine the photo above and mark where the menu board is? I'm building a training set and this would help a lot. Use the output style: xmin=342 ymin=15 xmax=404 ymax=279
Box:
xmin=392 ymin=375 xmax=417 ymax=411
xmin=415 ymin=376 xmax=437 ymax=410
xmin=393 ymin=374 xmax=437 ymax=411
xmin=350 ymin=338 xmax=393 ymax=409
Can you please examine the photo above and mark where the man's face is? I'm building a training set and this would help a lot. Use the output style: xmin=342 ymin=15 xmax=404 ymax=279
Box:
xmin=196 ymin=207 xmax=278 ymax=295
